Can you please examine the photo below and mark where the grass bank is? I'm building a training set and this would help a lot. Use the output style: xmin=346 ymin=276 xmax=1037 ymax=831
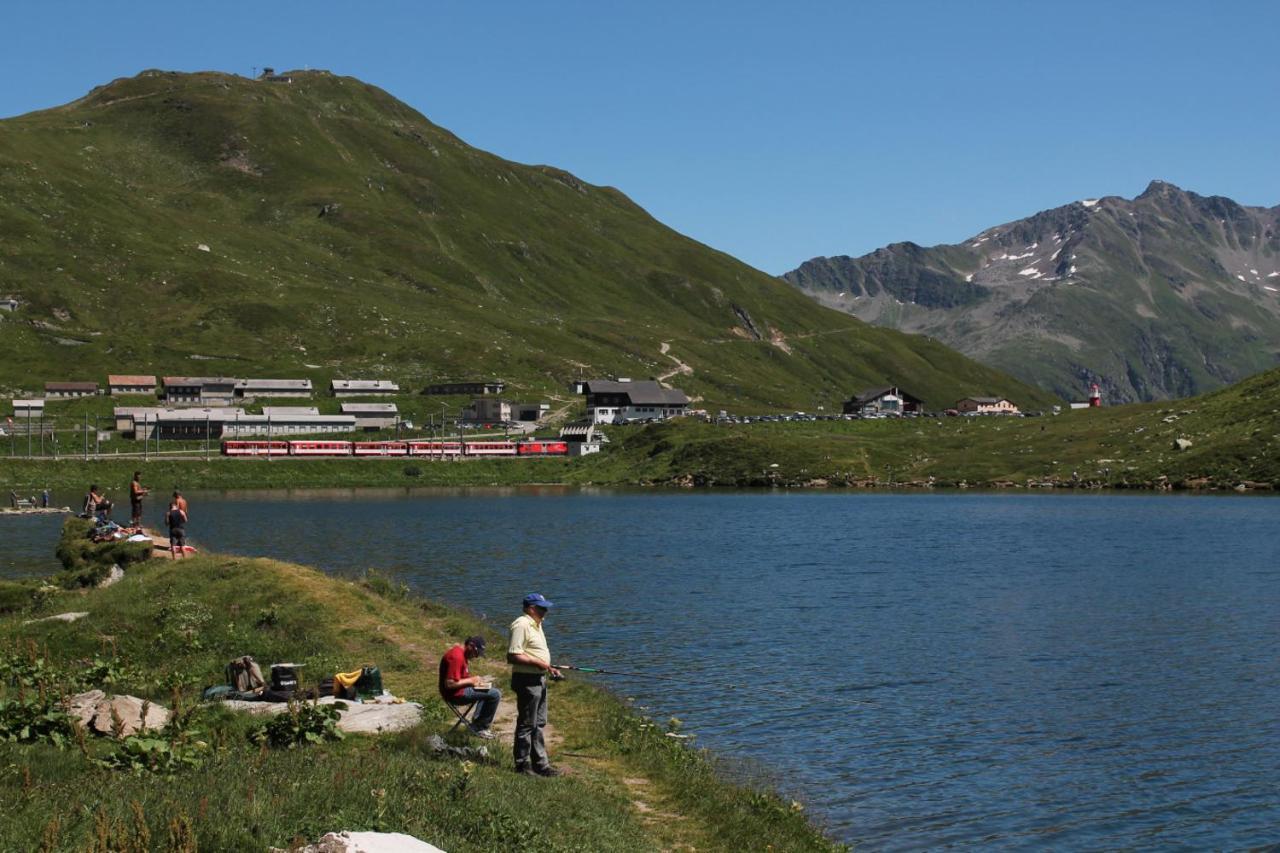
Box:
xmin=0 ymin=520 xmax=840 ymax=851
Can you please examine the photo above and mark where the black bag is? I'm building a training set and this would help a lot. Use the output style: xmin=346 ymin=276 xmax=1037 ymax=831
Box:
xmin=270 ymin=663 xmax=300 ymax=692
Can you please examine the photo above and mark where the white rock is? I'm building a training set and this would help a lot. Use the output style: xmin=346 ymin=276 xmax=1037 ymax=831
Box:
xmin=98 ymin=564 xmax=125 ymax=588
xmin=219 ymin=695 xmax=423 ymax=734
xmin=1174 ymin=438 xmax=1193 ymax=451
xmin=283 ymin=831 xmax=445 ymax=853
xmin=196 ymin=243 xmax=211 ymax=252
xmin=23 ymin=611 xmax=90 ymax=625
xmin=68 ymin=690 xmax=170 ymax=737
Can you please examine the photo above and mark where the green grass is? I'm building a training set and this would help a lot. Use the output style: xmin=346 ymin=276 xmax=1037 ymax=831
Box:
xmin=0 ymin=69 xmax=1054 ymax=415
xmin=0 ymin=520 xmax=841 ymax=851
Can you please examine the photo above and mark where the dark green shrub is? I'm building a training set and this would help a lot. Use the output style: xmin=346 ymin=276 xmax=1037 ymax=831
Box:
xmin=252 ymin=700 xmax=344 ymax=749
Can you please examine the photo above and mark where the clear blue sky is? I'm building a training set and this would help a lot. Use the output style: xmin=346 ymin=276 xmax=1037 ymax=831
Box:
xmin=3 ymin=1 xmax=1277 ymax=274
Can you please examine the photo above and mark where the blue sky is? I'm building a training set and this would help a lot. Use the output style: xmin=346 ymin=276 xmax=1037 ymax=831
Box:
xmin=3 ymin=1 xmax=1277 ymax=273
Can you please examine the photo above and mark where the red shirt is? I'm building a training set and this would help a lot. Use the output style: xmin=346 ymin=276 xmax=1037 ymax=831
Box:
xmin=438 ymin=645 xmax=470 ymax=702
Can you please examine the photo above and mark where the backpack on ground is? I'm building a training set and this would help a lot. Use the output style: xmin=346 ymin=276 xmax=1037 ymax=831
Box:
xmin=355 ymin=665 xmax=383 ymax=697
xmin=226 ymin=655 xmax=265 ymax=693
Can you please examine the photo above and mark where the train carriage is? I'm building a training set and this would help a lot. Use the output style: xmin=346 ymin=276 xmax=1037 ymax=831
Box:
xmin=407 ymin=440 xmax=464 ymax=457
xmin=463 ymin=440 xmax=519 ymax=457
xmin=353 ymin=441 xmax=409 ymax=457
xmin=516 ymin=440 xmax=569 ymax=456
xmin=221 ymin=440 xmax=289 ymax=457
xmin=287 ymin=440 xmax=354 ymax=456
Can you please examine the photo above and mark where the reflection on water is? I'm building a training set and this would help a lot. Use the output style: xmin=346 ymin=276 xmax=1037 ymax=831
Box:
xmin=9 ymin=488 xmax=1280 ymax=847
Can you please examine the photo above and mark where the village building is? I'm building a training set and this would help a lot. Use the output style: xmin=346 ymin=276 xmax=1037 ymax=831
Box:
xmin=843 ymin=386 xmax=924 ymax=416
xmin=462 ymin=398 xmax=548 ymax=424
xmin=956 ymin=396 xmax=1020 ymax=415
xmin=330 ymin=379 xmax=400 ymax=397
xmin=340 ymin=402 xmax=399 ymax=431
xmin=559 ymin=421 xmax=607 ymax=456
xmin=162 ymin=377 xmax=239 ymax=406
xmin=577 ymin=379 xmax=690 ymax=425
xmin=235 ymin=378 xmax=313 ymax=399
xmin=113 ymin=406 xmax=164 ymax=437
xmin=221 ymin=412 xmax=356 ymax=438
xmin=44 ymin=381 xmax=99 ymax=399
xmin=107 ymin=375 xmax=158 ymax=396
xmin=260 ymin=406 xmax=320 ymax=418
xmin=422 ymin=380 xmax=506 ymax=396
xmin=11 ymin=399 xmax=45 ymax=419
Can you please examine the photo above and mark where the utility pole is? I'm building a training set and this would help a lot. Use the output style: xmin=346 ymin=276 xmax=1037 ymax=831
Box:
xmin=84 ymin=413 xmax=89 ymax=461
xmin=95 ymin=416 xmax=100 ymax=459
xmin=144 ymin=414 xmax=149 ymax=462
xmin=39 ymin=411 xmax=44 ymax=457
xmin=205 ymin=413 xmax=210 ymax=461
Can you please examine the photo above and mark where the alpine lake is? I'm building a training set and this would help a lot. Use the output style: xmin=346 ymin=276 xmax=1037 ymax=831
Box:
xmin=5 ymin=488 xmax=1278 ymax=848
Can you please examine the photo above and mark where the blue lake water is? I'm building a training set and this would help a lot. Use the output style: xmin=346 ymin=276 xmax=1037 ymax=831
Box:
xmin=5 ymin=489 xmax=1280 ymax=848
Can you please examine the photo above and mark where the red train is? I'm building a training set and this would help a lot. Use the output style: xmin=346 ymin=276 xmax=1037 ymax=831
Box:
xmin=221 ymin=439 xmax=568 ymax=458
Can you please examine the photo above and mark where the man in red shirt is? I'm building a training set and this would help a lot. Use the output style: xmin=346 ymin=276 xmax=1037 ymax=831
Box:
xmin=438 ymin=636 xmax=500 ymax=738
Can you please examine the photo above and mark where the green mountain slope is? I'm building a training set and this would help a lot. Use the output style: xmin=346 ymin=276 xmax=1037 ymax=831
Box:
xmin=784 ymin=181 xmax=1280 ymax=403
xmin=0 ymin=69 xmax=1053 ymax=411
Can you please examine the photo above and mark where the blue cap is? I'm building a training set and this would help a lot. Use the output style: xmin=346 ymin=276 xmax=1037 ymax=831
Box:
xmin=523 ymin=593 xmax=554 ymax=610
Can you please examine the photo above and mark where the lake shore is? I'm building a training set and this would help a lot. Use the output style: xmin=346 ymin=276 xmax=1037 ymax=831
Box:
xmin=0 ymin=518 xmax=841 ymax=851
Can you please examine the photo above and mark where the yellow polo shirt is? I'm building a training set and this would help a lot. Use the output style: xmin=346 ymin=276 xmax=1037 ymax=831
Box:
xmin=508 ymin=613 xmax=550 ymax=675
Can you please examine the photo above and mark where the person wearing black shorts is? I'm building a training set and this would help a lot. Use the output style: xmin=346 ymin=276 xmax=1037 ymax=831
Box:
xmin=165 ymin=500 xmax=188 ymax=559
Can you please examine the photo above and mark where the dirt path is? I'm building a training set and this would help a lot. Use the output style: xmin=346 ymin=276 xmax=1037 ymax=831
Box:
xmin=657 ymin=341 xmax=694 ymax=384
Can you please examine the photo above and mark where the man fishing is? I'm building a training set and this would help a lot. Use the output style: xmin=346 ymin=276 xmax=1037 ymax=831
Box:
xmin=129 ymin=471 xmax=149 ymax=527
xmin=507 ymin=593 xmax=562 ymax=777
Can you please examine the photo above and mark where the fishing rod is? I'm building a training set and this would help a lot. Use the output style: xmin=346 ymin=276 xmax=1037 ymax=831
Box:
xmin=558 ymin=664 xmax=874 ymax=704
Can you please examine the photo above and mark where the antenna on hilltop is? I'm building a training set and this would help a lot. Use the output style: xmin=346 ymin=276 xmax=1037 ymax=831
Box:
xmin=251 ymin=66 xmax=257 ymax=80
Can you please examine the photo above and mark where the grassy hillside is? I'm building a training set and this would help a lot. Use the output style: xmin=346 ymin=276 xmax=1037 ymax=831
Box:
xmin=3 ymin=364 xmax=1278 ymax=495
xmin=0 ymin=520 xmax=839 ymax=851
xmin=0 ymin=69 xmax=1053 ymax=412
xmin=582 ymin=366 xmax=1280 ymax=489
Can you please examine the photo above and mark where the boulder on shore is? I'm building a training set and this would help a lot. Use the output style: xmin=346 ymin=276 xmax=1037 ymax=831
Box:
xmin=219 ymin=695 xmax=423 ymax=734
xmin=68 ymin=690 xmax=170 ymax=737
xmin=277 ymin=831 xmax=444 ymax=853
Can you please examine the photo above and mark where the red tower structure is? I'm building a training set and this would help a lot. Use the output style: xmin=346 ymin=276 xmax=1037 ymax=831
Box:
xmin=1089 ymin=383 xmax=1102 ymax=407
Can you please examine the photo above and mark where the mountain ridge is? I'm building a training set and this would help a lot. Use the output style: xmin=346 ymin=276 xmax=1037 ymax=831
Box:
xmin=0 ymin=69 xmax=1055 ymax=411
xmin=785 ymin=181 xmax=1280 ymax=402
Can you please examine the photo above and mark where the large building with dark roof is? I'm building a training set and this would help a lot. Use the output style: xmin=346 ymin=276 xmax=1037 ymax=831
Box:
xmin=577 ymin=379 xmax=689 ymax=424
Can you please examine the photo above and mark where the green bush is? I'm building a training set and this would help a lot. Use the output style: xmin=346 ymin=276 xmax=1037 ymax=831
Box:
xmin=0 ymin=698 xmax=75 ymax=747
xmin=252 ymin=700 xmax=344 ymax=749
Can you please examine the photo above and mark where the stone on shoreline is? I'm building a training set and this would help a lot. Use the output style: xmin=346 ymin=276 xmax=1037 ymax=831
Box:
xmin=219 ymin=695 xmax=423 ymax=734
xmin=275 ymin=831 xmax=444 ymax=853
xmin=68 ymin=690 xmax=170 ymax=737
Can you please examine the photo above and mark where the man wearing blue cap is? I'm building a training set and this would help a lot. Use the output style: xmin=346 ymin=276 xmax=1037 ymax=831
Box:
xmin=507 ymin=593 xmax=562 ymax=777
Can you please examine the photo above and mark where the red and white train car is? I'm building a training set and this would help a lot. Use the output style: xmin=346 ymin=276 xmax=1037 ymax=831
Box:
xmin=517 ymin=440 xmax=568 ymax=456
xmin=463 ymin=440 xmax=519 ymax=457
xmin=407 ymin=440 xmax=464 ymax=457
xmin=353 ymin=441 xmax=409 ymax=457
xmin=221 ymin=440 xmax=290 ymax=456
xmin=288 ymin=440 xmax=354 ymax=456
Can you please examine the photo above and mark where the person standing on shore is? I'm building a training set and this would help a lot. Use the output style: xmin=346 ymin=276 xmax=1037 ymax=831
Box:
xmin=129 ymin=472 xmax=149 ymax=527
xmin=173 ymin=490 xmax=188 ymax=518
xmin=165 ymin=499 xmax=188 ymax=559
xmin=507 ymin=593 xmax=562 ymax=777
